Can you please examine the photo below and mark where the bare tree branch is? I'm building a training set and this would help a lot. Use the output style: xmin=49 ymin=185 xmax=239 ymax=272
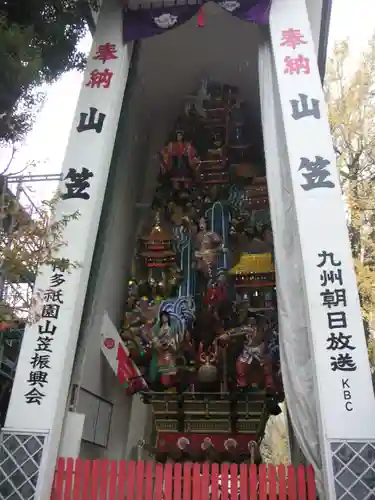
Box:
xmin=0 ymin=144 xmax=17 ymax=176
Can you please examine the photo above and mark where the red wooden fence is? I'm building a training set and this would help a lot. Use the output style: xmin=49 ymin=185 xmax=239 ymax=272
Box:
xmin=51 ymin=458 xmax=316 ymax=499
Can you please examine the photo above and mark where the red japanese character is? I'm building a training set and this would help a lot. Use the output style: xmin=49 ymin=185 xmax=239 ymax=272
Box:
xmin=86 ymin=68 xmax=113 ymax=89
xmin=93 ymin=42 xmax=118 ymax=64
xmin=284 ymin=55 xmax=310 ymax=75
xmin=280 ymin=28 xmax=307 ymax=50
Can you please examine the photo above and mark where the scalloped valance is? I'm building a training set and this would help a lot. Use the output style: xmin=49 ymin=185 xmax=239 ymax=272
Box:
xmin=122 ymin=0 xmax=271 ymax=42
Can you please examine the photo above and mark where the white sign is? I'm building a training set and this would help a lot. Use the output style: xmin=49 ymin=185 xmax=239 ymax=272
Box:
xmin=4 ymin=0 xmax=133 ymax=497
xmin=6 ymin=3 xmax=133 ymax=433
xmin=270 ymin=0 xmax=375 ymax=443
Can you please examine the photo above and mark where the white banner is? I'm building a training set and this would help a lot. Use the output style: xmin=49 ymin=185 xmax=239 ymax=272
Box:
xmin=100 ymin=312 xmax=147 ymax=393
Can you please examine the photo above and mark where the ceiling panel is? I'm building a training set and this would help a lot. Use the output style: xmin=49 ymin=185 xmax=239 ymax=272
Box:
xmin=132 ymin=5 xmax=260 ymax=146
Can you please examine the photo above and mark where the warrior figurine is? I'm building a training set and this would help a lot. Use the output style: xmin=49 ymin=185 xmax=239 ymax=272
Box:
xmin=149 ymin=311 xmax=181 ymax=387
xmin=159 ymin=128 xmax=200 ymax=191
xmin=235 ymin=315 xmax=275 ymax=391
xmin=194 ymin=216 xmax=223 ymax=278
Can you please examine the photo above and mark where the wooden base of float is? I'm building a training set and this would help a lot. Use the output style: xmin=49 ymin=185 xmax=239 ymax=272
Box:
xmin=139 ymin=390 xmax=283 ymax=463
xmin=149 ymin=432 xmax=262 ymax=464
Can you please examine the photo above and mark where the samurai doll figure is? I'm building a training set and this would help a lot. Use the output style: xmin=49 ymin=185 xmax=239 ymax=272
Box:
xmin=149 ymin=311 xmax=181 ymax=387
xmin=194 ymin=216 xmax=224 ymax=279
xmin=159 ymin=128 xmax=200 ymax=191
xmin=235 ymin=315 xmax=275 ymax=392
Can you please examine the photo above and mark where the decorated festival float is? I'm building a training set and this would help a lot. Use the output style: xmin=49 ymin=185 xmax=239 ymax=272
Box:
xmin=115 ymin=81 xmax=283 ymax=464
xmin=2 ymin=1 xmax=375 ymax=499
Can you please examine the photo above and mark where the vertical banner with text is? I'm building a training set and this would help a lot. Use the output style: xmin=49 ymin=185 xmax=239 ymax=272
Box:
xmin=269 ymin=0 xmax=375 ymax=498
xmin=0 ymin=0 xmax=133 ymax=498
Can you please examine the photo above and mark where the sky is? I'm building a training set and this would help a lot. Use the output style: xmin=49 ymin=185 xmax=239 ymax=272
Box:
xmin=1 ymin=0 xmax=375 ymax=206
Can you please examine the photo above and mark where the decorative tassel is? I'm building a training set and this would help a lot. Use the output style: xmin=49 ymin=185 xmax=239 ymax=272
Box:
xmin=198 ymin=7 xmax=204 ymax=27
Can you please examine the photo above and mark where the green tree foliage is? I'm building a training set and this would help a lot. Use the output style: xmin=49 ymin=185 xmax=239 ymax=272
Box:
xmin=325 ymin=37 xmax=375 ymax=368
xmin=0 ymin=0 xmax=98 ymax=143
xmin=0 ymin=181 xmax=80 ymax=326
xmin=0 ymin=176 xmax=80 ymax=425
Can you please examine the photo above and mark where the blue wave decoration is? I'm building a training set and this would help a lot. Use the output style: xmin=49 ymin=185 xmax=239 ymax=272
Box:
xmin=228 ymin=185 xmax=244 ymax=211
xmin=159 ymin=296 xmax=196 ymax=334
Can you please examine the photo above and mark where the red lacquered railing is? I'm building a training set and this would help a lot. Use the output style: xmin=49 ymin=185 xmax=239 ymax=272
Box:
xmin=51 ymin=458 xmax=317 ymax=499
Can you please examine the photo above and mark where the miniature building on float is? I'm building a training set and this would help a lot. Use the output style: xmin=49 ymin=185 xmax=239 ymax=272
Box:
xmin=2 ymin=0 xmax=375 ymax=500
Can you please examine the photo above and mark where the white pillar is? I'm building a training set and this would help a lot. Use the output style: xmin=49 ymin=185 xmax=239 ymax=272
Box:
xmin=0 ymin=0 xmax=133 ymax=498
xmin=269 ymin=0 xmax=375 ymax=498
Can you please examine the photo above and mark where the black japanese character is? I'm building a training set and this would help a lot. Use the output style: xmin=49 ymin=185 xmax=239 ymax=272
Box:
xmin=76 ymin=107 xmax=106 ymax=134
xmin=52 ymin=259 xmax=69 ymax=273
xmin=30 ymin=353 xmax=51 ymax=370
xmin=327 ymin=311 xmax=347 ymax=330
xmin=25 ymin=388 xmax=45 ymax=405
xmin=41 ymin=304 xmax=60 ymax=319
xmin=321 ymin=288 xmax=347 ymax=308
xmin=27 ymin=371 xmax=48 ymax=387
xmin=290 ymin=94 xmax=321 ymax=120
xmin=44 ymin=289 xmax=63 ymax=304
xmin=62 ymin=167 xmax=93 ymax=201
xmin=320 ymin=269 xmax=343 ymax=287
xmin=38 ymin=320 xmax=57 ymax=336
xmin=330 ymin=353 xmax=357 ymax=372
xmin=50 ymin=273 xmax=66 ymax=287
xmin=326 ymin=332 xmax=355 ymax=351
xmin=317 ymin=251 xmax=342 ymax=268
xmin=35 ymin=336 xmax=53 ymax=353
xmin=299 ymin=156 xmax=335 ymax=191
